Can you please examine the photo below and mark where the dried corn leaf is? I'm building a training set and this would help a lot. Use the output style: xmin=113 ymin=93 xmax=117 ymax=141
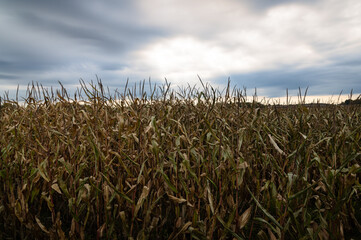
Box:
xmin=35 ymin=216 xmax=49 ymax=234
xmin=238 ymin=206 xmax=252 ymax=229
xmin=51 ymin=183 xmax=62 ymax=194
xmin=168 ymin=194 xmax=187 ymax=204
xmin=268 ymin=134 xmax=286 ymax=156
xmin=134 ymin=186 xmax=150 ymax=217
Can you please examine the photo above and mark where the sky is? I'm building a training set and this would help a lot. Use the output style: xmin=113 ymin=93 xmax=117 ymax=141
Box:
xmin=1 ymin=0 xmax=361 ymax=101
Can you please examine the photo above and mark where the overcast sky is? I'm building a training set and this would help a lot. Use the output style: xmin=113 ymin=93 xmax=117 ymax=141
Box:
xmin=1 ymin=0 xmax=361 ymax=100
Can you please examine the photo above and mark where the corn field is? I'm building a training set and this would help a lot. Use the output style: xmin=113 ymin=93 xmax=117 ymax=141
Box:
xmin=0 ymin=80 xmax=360 ymax=239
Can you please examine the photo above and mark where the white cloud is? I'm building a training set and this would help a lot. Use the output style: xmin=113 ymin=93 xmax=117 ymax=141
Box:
xmin=132 ymin=0 xmax=361 ymax=91
xmin=135 ymin=36 xmax=247 ymax=85
xmin=134 ymin=2 xmax=325 ymax=84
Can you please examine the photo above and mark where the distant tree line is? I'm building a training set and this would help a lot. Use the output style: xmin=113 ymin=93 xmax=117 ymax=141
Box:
xmin=342 ymin=96 xmax=361 ymax=105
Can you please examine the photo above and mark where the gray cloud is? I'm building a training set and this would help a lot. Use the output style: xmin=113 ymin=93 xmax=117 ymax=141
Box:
xmin=0 ymin=0 xmax=169 ymax=94
xmin=19 ymin=13 xmax=123 ymax=52
xmin=0 ymin=74 xmax=18 ymax=80
xmin=223 ymin=61 xmax=361 ymax=98
xmin=244 ymin=0 xmax=320 ymax=11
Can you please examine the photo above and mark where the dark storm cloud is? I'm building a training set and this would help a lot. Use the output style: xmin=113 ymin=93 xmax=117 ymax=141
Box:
xmin=16 ymin=10 xmax=160 ymax=54
xmin=18 ymin=13 xmax=123 ymax=52
xmin=0 ymin=0 xmax=165 ymax=89
xmin=1 ymin=0 xmax=135 ymax=24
